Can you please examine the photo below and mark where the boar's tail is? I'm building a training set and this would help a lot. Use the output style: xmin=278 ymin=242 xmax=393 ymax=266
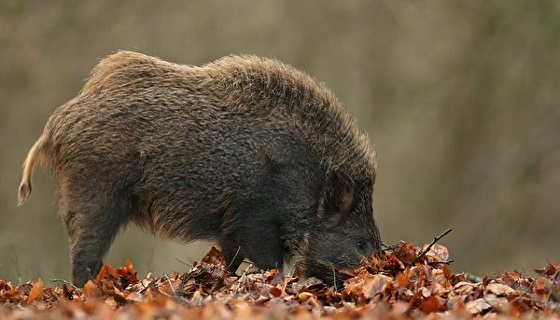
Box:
xmin=18 ymin=134 xmax=49 ymax=205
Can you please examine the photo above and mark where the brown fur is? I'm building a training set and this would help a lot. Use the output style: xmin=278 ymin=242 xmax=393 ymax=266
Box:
xmin=19 ymin=51 xmax=381 ymax=287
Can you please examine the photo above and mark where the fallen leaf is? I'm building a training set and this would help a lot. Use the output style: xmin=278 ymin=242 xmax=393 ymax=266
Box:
xmin=425 ymin=244 xmax=450 ymax=262
xmin=419 ymin=295 xmax=447 ymax=314
xmin=485 ymin=282 xmax=516 ymax=297
xmin=83 ymin=280 xmax=103 ymax=300
xmin=26 ymin=278 xmax=44 ymax=303
xmin=362 ymin=274 xmax=392 ymax=299
xmin=392 ymin=241 xmax=417 ymax=265
xmin=465 ymin=298 xmax=493 ymax=314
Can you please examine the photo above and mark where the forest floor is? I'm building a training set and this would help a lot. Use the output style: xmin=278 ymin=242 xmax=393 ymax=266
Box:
xmin=1 ymin=235 xmax=558 ymax=319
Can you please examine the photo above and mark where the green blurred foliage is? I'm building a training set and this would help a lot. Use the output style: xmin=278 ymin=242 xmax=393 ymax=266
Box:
xmin=1 ymin=1 xmax=558 ymax=283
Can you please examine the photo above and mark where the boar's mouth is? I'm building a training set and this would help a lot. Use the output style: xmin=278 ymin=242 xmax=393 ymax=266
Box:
xmin=294 ymin=256 xmax=361 ymax=288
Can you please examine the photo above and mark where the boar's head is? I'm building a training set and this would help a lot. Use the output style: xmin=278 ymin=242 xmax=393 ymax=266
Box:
xmin=295 ymin=169 xmax=381 ymax=287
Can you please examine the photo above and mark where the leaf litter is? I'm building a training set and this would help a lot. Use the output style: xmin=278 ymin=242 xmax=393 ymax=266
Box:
xmin=1 ymin=242 xmax=559 ymax=319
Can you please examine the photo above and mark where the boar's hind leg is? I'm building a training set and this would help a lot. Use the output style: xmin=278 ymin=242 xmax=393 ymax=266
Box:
xmin=61 ymin=190 xmax=129 ymax=287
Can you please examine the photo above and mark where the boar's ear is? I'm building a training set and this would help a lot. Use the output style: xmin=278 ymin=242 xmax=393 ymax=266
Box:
xmin=318 ymin=170 xmax=355 ymax=226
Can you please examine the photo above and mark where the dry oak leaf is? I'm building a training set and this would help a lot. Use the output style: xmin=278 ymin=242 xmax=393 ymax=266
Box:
xmin=392 ymin=241 xmax=418 ymax=265
xmin=419 ymin=295 xmax=447 ymax=314
xmin=25 ymin=278 xmax=44 ymax=304
xmin=424 ymin=244 xmax=450 ymax=262
xmin=362 ymin=274 xmax=393 ymax=300
xmin=465 ymin=297 xmax=493 ymax=315
xmin=485 ymin=282 xmax=517 ymax=299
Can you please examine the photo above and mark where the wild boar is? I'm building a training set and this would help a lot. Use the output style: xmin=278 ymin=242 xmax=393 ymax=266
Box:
xmin=18 ymin=51 xmax=382 ymax=287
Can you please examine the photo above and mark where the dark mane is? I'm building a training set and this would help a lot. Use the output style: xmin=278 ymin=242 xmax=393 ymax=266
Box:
xmin=204 ymin=55 xmax=377 ymax=176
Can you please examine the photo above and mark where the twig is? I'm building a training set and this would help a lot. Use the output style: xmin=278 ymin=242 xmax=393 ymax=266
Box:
xmin=236 ymin=263 xmax=253 ymax=293
xmin=146 ymin=238 xmax=156 ymax=273
xmin=546 ymin=269 xmax=560 ymax=308
xmin=381 ymin=242 xmax=392 ymax=252
xmin=163 ymin=273 xmax=177 ymax=297
xmin=86 ymin=267 xmax=95 ymax=284
xmin=427 ymin=259 xmax=454 ymax=266
xmin=410 ymin=228 xmax=453 ymax=266
xmin=9 ymin=241 xmax=23 ymax=286
xmin=285 ymin=264 xmax=296 ymax=278
xmin=332 ymin=265 xmax=338 ymax=292
xmin=552 ymin=269 xmax=560 ymax=284
xmin=175 ymin=257 xmax=193 ymax=268
xmin=465 ymin=272 xmax=483 ymax=283
xmin=51 ymin=279 xmax=80 ymax=290
xmin=226 ymin=246 xmax=242 ymax=271
xmin=280 ymin=274 xmax=289 ymax=294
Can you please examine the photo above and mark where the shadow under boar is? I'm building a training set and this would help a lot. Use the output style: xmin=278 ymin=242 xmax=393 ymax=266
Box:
xmin=18 ymin=51 xmax=382 ymax=287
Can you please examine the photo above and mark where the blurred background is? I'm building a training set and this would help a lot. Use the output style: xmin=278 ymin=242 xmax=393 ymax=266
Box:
xmin=1 ymin=1 xmax=559 ymax=283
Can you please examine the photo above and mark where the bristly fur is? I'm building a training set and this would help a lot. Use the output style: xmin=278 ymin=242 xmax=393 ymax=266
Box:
xmin=81 ymin=51 xmax=377 ymax=176
xmin=18 ymin=51 xmax=381 ymax=287
xmin=203 ymin=54 xmax=377 ymax=177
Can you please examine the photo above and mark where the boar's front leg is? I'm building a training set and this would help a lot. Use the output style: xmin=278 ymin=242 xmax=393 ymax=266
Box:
xmin=224 ymin=199 xmax=285 ymax=274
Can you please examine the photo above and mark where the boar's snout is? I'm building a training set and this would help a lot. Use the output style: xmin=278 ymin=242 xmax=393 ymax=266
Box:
xmin=296 ymin=224 xmax=381 ymax=288
xmin=293 ymin=169 xmax=381 ymax=288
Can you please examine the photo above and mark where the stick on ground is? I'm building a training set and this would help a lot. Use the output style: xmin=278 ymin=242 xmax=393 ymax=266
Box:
xmin=410 ymin=228 xmax=453 ymax=266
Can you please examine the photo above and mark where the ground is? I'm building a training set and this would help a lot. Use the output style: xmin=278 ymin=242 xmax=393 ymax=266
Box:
xmin=1 ymin=240 xmax=558 ymax=319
